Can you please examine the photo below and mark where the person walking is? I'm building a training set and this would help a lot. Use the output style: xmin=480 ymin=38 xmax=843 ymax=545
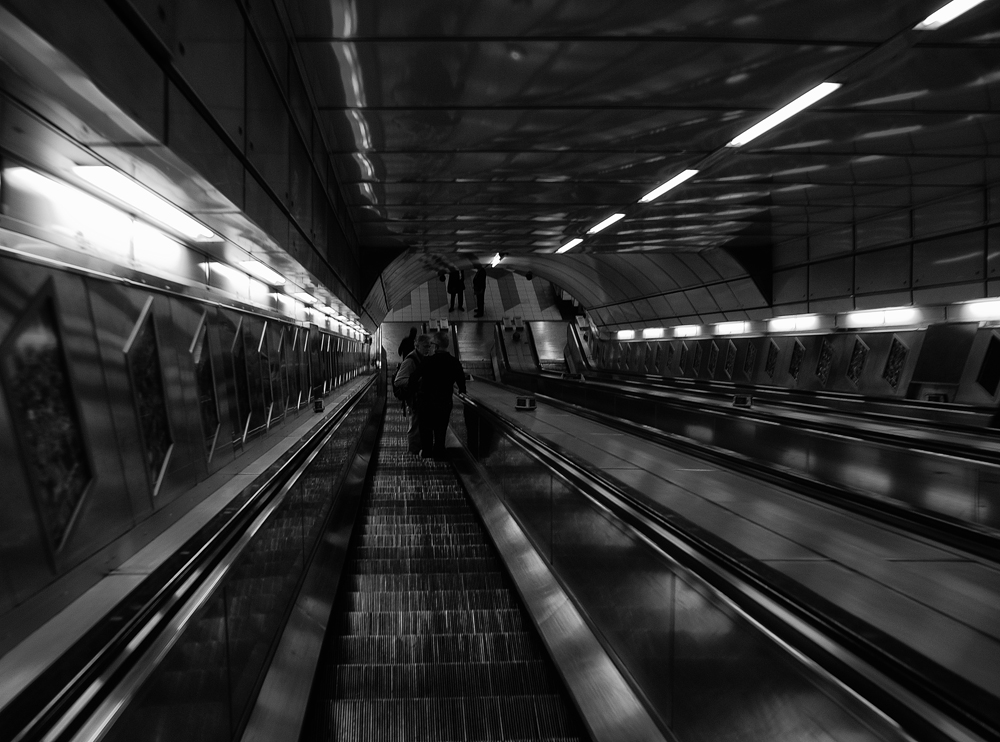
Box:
xmin=394 ymin=334 xmax=431 ymax=454
xmin=398 ymin=326 xmax=417 ymax=358
xmin=472 ymin=266 xmax=487 ymax=317
xmin=447 ymin=268 xmax=465 ymax=311
xmin=414 ymin=330 xmax=466 ymax=459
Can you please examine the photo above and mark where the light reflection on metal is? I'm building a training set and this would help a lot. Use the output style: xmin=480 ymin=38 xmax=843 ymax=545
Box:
xmin=556 ymin=238 xmax=582 ymax=254
xmin=639 ymin=169 xmax=699 ymax=203
xmin=587 ymin=213 xmax=625 ymax=234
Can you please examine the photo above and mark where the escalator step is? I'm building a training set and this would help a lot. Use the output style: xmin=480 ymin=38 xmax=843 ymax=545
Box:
xmin=332 ymin=661 xmax=560 ymax=698
xmin=347 ymin=557 xmax=501 ymax=574
xmin=346 ymin=572 xmax=505 ymax=592
xmin=343 ymin=589 xmax=517 ymax=612
xmin=337 ymin=609 xmax=527 ymax=635
xmin=332 ymin=633 xmax=541 ymax=665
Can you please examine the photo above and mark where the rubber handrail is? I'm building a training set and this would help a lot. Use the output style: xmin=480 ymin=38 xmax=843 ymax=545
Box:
xmin=459 ymin=393 xmax=999 ymax=742
xmin=3 ymin=374 xmax=380 ymax=742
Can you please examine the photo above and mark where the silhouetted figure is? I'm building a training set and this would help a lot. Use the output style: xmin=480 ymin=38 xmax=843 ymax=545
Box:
xmin=394 ymin=334 xmax=432 ymax=452
xmin=398 ymin=326 xmax=417 ymax=358
xmin=414 ymin=331 xmax=466 ymax=459
xmin=472 ymin=266 xmax=487 ymax=317
xmin=448 ymin=269 xmax=465 ymax=311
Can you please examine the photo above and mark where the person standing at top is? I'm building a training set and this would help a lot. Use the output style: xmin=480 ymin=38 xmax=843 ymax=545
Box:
xmin=472 ymin=266 xmax=487 ymax=317
xmin=398 ymin=326 xmax=417 ymax=358
xmin=413 ymin=330 xmax=466 ymax=459
xmin=447 ymin=268 xmax=465 ymax=311
xmin=394 ymin=334 xmax=432 ymax=453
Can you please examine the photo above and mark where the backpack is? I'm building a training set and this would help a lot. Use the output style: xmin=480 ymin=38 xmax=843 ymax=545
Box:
xmin=393 ymin=353 xmax=421 ymax=401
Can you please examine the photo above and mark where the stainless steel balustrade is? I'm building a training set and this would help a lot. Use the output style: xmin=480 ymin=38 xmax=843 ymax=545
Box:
xmin=453 ymin=397 xmax=989 ymax=742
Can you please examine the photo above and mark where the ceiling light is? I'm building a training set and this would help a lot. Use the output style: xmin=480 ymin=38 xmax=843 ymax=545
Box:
xmin=74 ymin=166 xmax=219 ymax=242
xmin=642 ymin=328 xmax=665 ymax=339
xmin=556 ymin=238 xmax=583 ymax=254
xmin=292 ymin=292 xmax=316 ymax=304
xmin=490 ymin=253 xmax=503 ymax=267
xmin=914 ymin=0 xmax=988 ymax=29
xmin=958 ymin=298 xmax=1000 ymax=321
xmin=673 ymin=325 xmax=701 ymax=337
xmin=842 ymin=307 xmax=921 ymax=328
xmin=240 ymin=260 xmax=285 ymax=285
xmin=616 ymin=330 xmax=635 ymax=340
xmin=726 ymin=83 xmax=841 ymax=148
xmin=587 ymin=213 xmax=625 ymax=234
xmin=639 ymin=170 xmax=699 ymax=204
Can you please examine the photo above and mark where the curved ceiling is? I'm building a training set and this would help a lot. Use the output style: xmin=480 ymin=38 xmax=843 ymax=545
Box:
xmin=281 ymin=0 xmax=1000 ymax=326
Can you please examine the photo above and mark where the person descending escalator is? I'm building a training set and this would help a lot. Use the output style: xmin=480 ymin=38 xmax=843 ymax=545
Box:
xmin=397 ymin=326 xmax=417 ymax=359
xmin=413 ymin=330 xmax=466 ymax=460
xmin=393 ymin=334 xmax=431 ymax=452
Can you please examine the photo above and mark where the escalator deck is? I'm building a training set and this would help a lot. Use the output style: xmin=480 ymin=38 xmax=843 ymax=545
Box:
xmin=310 ymin=405 xmax=586 ymax=741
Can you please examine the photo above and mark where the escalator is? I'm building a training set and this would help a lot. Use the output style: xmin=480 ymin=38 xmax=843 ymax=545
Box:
xmin=304 ymin=404 xmax=586 ymax=740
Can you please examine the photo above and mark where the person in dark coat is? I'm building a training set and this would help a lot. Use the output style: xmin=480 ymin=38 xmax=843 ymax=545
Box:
xmin=414 ymin=330 xmax=467 ymax=458
xmin=398 ymin=326 xmax=417 ymax=358
xmin=447 ymin=268 xmax=465 ymax=311
xmin=472 ymin=266 xmax=487 ymax=317
xmin=394 ymin=334 xmax=431 ymax=452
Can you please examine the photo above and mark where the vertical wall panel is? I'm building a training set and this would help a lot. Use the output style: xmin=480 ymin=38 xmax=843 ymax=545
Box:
xmin=912 ymin=232 xmax=984 ymax=287
xmin=245 ymin=38 xmax=289 ymax=203
xmin=855 ymin=246 xmax=911 ymax=294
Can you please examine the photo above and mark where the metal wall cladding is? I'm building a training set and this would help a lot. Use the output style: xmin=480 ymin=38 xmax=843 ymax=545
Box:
xmin=462 ymin=404 xmax=893 ymax=742
xmin=808 ymin=257 xmax=853 ymax=300
xmin=855 ymin=246 xmax=911 ymax=295
xmin=0 ymin=256 xmax=373 ymax=621
xmin=0 ymin=259 xmax=132 ymax=603
xmin=956 ymin=328 xmax=1000 ymax=405
xmin=4 ymin=0 xmax=166 ymax=141
xmin=913 ymin=232 xmax=985 ymax=288
xmin=246 ymin=38 xmax=290 ymax=205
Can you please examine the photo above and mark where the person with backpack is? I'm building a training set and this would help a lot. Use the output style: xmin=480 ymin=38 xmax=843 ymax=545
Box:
xmin=413 ymin=330 xmax=466 ymax=459
xmin=394 ymin=334 xmax=431 ymax=454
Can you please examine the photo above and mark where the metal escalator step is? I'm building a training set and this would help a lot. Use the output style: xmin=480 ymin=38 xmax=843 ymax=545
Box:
xmin=346 ymin=572 xmax=505 ymax=593
xmin=332 ymin=661 xmax=561 ymax=698
xmin=358 ymin=533 xmax=487 ymax=548
xmin=324 ymin=697 xmax=581 ymax=741
xmin=353 ymin=544 xmax=493 ymax=560
xmin=343 ymin=589 xmax=517 ymax=612
xmin=332 ymin=632 xmax=541 ymax=665
xmin=362 ymin=514 xmax=480 ymax=525
xmin=337 ymin=609 xmax=528 ymax=636
xmin=347 ymin=557 xmax=501 ymax=575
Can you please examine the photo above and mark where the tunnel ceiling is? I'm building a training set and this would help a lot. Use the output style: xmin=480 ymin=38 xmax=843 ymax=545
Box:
xmin=282 ymin=0 xmax=1000 ymax=318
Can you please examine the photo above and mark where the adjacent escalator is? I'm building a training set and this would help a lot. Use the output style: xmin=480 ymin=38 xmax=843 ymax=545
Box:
xmin=303 ymin=405 xmax=586 ymax=741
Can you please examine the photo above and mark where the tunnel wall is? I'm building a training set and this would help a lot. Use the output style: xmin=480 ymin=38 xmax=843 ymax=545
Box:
xmin=589 ymin=323 xmax=1000 ymax=406
xmin=0 ymin=250 xmax=371 ymax=629
xmin=0 ymin=0 xmax=363 ymax=309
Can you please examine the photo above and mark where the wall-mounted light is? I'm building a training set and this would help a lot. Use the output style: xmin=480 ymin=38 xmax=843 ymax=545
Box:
xmin=74 ymin=165 xmax=219 ymax=243
xmin=841 ymin=307 xmax=922 ymax=328
xmin=490 ymin=253 xmax=504 ymax=267
xmin=768 ymin=314 xmax=822 ymax=333
xmin=715 ymin=321 xmax=750 ymax=335
xmin=726 ymin=83 xmax=841 ymax=148
xmin=292 ymin=292 xmax=316 ymax=304
xmin=956 ymin=298 xmax=1000 ymax=321
xmin=672 ymin=325 xmax=701 ymax=337
xmin=642 ymin=328 xmax=665 ymax=339
xmin=616 ymin=329 xmax=636 ymax=340
xmin=240 ymin=260 xmax=285 ymax=285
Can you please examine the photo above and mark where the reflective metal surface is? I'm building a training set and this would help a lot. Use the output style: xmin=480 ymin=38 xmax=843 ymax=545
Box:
xmin=456 ymin=396 xmax=909 ymax=741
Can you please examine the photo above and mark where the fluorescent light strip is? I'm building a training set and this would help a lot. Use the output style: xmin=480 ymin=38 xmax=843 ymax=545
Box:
xmin=490 ymin=253 xmax=503 ymax=267
xmin=556 ymin=238 xmax=583 ymax=254
xmin=642 ymin=328 xmax=665 ymax=339
xmin=587 ymin=213 xmax=625 ymax=234
xmin=673 ymin=325 xmax=701 ymax=337
xmin=715 ymin=321 xmax=749 ymax=335
xmin=616 ymin=330 xmax=635 ymax=340
xmin=640 ymin=170 xmax=699 ymax=204
xmin=726 ymin=83 xmax=841 ymax=148
xmin=915 ymin=0 xmax=988 ymax=29
xmin=240 ymin=260 xmax=285 ymax=285
xmin=292 ymin=292 xmax=316 ymax=304
xmin=768 ymin=314 xmax=821 ymax=333
xmin=74 ymin=166 xmax=219 ymax=242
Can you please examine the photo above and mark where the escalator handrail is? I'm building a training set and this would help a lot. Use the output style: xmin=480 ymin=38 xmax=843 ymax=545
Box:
xmin=3 ymin=373 xmax=381 ymax=742
xmin=458 ymin=392 xmax=998 ymax=742
xmin=528 ymin=369 xmax=1000 ymax=466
